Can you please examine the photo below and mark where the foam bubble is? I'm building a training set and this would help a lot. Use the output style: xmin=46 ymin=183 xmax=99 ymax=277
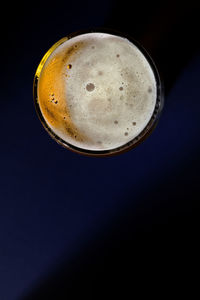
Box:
xmin=86 ymin=83 xmax=95 ymax=91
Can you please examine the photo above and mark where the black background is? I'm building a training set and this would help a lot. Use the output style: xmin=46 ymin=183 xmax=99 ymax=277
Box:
xmin=1 ymin=0 xmax=199 ymax=299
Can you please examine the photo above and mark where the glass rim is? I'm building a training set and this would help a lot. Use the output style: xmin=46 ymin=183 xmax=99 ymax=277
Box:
xmin=33 ymin=27 xmax=164 ymax=157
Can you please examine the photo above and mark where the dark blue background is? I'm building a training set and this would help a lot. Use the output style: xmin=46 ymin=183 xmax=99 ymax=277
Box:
xmin=1 ymin=1 xmax=199 ymax=299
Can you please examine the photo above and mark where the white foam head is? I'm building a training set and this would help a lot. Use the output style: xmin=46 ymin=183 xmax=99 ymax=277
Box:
xmin=37 ymin=32 xmax=158 ymax=152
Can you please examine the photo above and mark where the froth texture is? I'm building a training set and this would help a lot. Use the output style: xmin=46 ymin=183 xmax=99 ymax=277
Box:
xmin=38 ymin=32 xmax=157 ymax=151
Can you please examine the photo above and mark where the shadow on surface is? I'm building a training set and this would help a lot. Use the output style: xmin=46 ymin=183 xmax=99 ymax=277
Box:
xmin=20 ymin=147 xmax=199 ymax=299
